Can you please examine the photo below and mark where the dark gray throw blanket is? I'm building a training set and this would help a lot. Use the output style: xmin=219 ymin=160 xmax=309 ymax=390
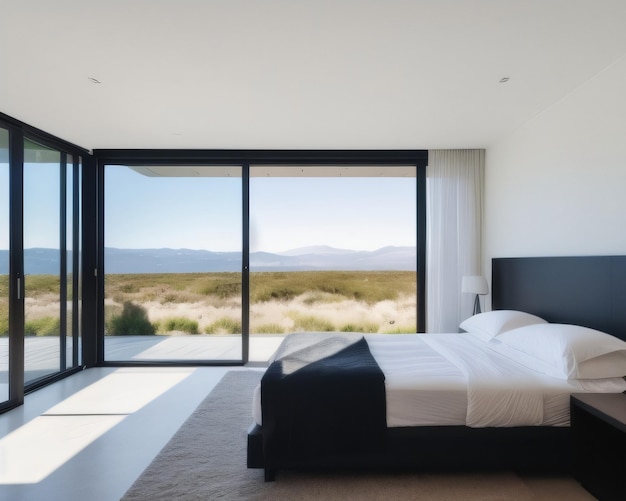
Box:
xmin=260 ymin=333 xmax=386 ymax=470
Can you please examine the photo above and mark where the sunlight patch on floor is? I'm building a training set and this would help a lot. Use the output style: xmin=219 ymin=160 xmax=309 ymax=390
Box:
xmin=44 ymin=368 xmax=194 ymax=415
xmin=0 ymin=368 xmax=194 ymax=484
xmin=0 ymin=415 xmax=124 ymax=484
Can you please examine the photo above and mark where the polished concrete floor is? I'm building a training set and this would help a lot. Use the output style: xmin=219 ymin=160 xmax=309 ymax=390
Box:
xmin=0 ymin=366 xmax=262 ymax=501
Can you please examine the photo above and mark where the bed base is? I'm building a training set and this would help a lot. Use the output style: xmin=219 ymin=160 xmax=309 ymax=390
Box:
xmin=247 ymin=423 xmax=572 ymax=481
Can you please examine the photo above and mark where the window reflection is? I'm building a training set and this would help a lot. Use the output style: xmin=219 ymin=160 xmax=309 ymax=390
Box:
xmin=0 ymin=128 xmax=9 ymax=403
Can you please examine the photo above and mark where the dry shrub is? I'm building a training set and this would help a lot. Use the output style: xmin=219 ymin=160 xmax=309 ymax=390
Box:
xmin=204 ymin=317 xmax=241 ymax=334
xmin=159 ymin=317 xmax=199 ymax=334
xmin=252 ymin=323 xmax=285 ymax=334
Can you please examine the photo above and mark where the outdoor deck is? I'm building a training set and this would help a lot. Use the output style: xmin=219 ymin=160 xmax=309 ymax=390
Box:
xmin=0 ymin=334 xmax=285 ymax=396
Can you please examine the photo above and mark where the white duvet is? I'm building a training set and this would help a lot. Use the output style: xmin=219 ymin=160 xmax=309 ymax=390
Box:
xmin=252 ymin=333 xmax=626 ymax=428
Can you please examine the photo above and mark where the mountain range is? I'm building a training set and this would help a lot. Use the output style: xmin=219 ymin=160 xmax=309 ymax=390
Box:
xmin=0 ymin=246 xmax=416 ymax=274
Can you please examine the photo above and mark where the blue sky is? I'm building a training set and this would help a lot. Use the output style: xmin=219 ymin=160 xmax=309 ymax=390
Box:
xmin=250 ymin=176 xmax=416 ymax=253
xmin=1 ymin=161 xmax=66 ymax=250
xmin=2 ymin=164 xmax=417 ymax=253
xmin=107 ymin=166 xmax=417 ymax=253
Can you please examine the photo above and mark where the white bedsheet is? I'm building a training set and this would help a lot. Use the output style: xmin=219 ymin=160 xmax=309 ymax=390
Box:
xmin=423 ymin=335 xmax=553 ymax=427
xmin=365 ymin=334 xmax=467 ymax=427
xmin=252 ymin=333 xmax=626 ymax=428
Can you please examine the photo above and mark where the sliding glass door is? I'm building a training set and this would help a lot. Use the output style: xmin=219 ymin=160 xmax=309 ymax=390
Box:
xmin=97 ymin=152 xmax=426 ymax=366
xmin=23 ymin=140 xmax=62 ymax=382
xmin=103 ymin=165 xmax=243 ymax=363
xmin=0 ymin=113 xmax=87 ymax=414
xmin=23 ymin=139 xmax=82 ymax=385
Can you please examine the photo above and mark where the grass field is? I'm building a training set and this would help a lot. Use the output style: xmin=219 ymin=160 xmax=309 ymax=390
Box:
xmin=0 ymin=271 xmax=418 ymax=336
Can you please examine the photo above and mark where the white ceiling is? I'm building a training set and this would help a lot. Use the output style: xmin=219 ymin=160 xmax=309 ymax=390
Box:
xmin=1 ymin=0 xmax=626 ymax=152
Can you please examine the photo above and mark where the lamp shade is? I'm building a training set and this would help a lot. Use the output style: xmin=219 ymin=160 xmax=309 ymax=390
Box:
xmin=462 ymin=275 xmax=489 ymax=295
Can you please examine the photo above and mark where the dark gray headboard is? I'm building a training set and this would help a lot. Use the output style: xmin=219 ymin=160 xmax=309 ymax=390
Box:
xmin=492 ymin=256 xmax=626 ymax=341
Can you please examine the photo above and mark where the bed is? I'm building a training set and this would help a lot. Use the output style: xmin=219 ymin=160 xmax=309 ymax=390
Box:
xmin=247 ymin=256 xmax=626 ymax=481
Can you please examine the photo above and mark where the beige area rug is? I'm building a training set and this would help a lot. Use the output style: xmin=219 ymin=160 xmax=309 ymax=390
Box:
xmin=120 ymin=370 xmax=578 ymax=501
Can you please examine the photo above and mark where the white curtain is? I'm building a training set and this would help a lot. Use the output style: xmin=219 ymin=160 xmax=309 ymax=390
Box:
xmin=426 ymin=149 xmax=485 ymax=332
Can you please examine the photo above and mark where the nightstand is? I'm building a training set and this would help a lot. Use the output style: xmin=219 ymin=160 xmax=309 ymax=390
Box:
xmin=570 ymin=393 xmax=626 ymax=501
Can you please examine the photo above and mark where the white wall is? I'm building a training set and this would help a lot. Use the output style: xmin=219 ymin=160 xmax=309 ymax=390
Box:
xmin=483 ymin=55 xmax=626 ymax=305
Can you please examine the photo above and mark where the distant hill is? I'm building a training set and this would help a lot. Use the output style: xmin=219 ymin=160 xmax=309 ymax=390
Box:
xmin=0 ymin=246 xmax=417 ymax=274
xmin=0 ymin=248 xmax=71 ymax=275
xmin=277 ymin=245 xmax=358 ymax=256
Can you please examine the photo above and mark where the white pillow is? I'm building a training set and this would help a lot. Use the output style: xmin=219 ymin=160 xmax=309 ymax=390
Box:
xmin=576 ymin=351 xmax=626 ymax=379
xmin=497 ymin=323 xmax=626 ymax=380
xmin=459 ymin=310 xmax=547 ymax=342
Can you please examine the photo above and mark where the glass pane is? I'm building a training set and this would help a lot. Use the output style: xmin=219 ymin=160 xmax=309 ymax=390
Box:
xmin=0 ymin=128 xmax=9 ymax=403
xmin=249 ymin=166 xmax=417 ymax=362
xmin=23 ymin=139 xmax=61 ymax=384
xmin=66 ymin=155 xmax=73 ymax=345
xmin=74 ymin=157 xmax=82 ymax=366
xmin=66 ymin=155 xmax=81 ymax=367
xmin=104 ymin=165 xmax=243 ymax=362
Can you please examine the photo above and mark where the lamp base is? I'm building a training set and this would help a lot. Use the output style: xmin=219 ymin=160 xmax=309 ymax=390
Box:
xmin=473 ymin=294 xmax=482 ymax=316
